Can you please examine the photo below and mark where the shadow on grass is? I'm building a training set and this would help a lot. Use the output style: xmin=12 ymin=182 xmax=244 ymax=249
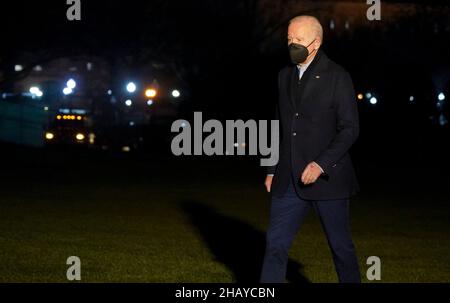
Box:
xmin=180 ymin=200 xmax=310 ymax=283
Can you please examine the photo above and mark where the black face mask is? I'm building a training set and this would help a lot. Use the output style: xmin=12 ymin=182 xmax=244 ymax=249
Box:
xmin=288 ymin=39 xmax=316 ymax=65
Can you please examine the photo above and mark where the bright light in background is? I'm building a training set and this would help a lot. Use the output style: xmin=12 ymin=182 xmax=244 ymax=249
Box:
xmin=75 ymin=133 xmax=85 ymax=141
xmin=29 ymin=86 xmax=43 ymax=97
xmin=45 ymin=132 xmax=54 ymax=140
xmin=171 ymin=89 xmax=181 ymax=98
xmin=66 ymin=79 xmax=76 ymax=89
xmin=145 ymin=88 xmax=157 ymax=98
xmin=357 ymin=93 xmax=363 ymax=100
xmin=29 ymin=86 xmax=40 ymax=94
xmin=14 ymin=65 xmax=23 ymax=72
xmin=146 ymin=99 xmax=153 ymax=106
xmin=409 ymin=96 xmax=415 ymax=102
xmin=438 ymin=92 xmax=445 ymax=101
xmin=63 ymin=87 xmax=73 ymax=95
xmin=107 ymin=89 xmax=112 ymax=95
xmin=369 ymin=97 xmax=378 ymax=105
xmin=126 ymin=82 xmax=137 ymax=93
xmin=125 ymin=99 xmax=132 ymax=106
xmin=59 ymin=115 xmax=79 ymax=120
xmin=88 ymin=133 xmax=95 ymax=144
xmin=365 ymin=92 xmax=372 ymax=99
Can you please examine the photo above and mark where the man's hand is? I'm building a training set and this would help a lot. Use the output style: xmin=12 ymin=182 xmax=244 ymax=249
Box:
xmin=265 ymin=175 xmax=274 ymax=192
xmin=300 ymin=161 xmax=323 ymax=185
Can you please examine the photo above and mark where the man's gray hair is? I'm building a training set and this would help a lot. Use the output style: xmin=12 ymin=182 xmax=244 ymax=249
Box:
xmin=289 ymin=15 xmax=323 ymax=42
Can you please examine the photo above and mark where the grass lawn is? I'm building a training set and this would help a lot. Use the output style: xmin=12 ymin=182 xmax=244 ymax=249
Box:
xmin=0 ymin=148 xmax=449 ymax=282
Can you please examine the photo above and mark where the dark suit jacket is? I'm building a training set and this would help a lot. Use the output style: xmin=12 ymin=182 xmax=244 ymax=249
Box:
xmin=268 ymin=50 xmax=360 ymax=200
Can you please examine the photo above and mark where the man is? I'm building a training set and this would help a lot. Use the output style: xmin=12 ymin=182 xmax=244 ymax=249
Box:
xmin=260 ymin=15 xmax=361 ymax=283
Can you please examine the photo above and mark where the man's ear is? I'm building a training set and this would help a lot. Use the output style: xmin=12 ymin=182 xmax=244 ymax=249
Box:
xmin=314 ymin=40 xmax=321 ymax=50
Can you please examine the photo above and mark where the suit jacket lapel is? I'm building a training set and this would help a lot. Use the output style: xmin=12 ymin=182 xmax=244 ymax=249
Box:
xmin=286 ymin=50 xmax=327 ymax=112
xmin=295 ymin=50 xmax=323 ymax=109
xmin=288 ymin=66 xmax=298 ymax=110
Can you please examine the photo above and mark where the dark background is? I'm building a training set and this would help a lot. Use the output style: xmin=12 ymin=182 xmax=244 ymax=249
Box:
xmin=1 ymin=0 xmax=449 ymax=160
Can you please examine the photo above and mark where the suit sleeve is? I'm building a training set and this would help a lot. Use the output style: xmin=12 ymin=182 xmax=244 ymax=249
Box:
xmin=314 ymin=70 xmax=359 ymax=174
xmin=266 ymin=71 xmax=282 ymax=175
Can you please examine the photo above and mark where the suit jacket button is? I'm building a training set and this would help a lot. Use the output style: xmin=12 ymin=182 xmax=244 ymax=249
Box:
xmin=332 ymin=164 xmax=337 ymax=167
xmin=293 ymin=132 xmax=297 ymax=136
xmin=295 ymin=112 xmax=299 ymax=117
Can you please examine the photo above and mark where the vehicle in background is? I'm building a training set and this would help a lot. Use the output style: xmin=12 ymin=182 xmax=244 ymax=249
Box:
xmin=44 ymin=111 xmax=95 ymax=148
